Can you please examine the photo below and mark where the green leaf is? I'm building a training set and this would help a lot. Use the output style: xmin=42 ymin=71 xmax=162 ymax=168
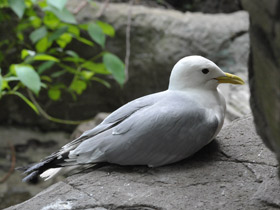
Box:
xmin=96 ymin=21 xmax=115 ymax=37
xmin=8 ymin=0 xmax=26 ymax=18
xmin=38 ymin=0 xmax=47 ymax=8
xmin=44 ymin=11 xmax=60 ymax=29
xmin=24 ymin=0 xmax=33 ymax=8
xmin=21 ymin=50 xmax=29 ymax=60
xmin=78 ymin=24 xmax=88 ymax=30
xmin=33 ymin=54 xmax=59 ymax=62
xmin=70 ymin=79 xmax=87 ymax=95
xmin=56 ymin=33 xmax=72 ymax=48
xmin=38 ymin=61 xmax=55 ymax=74
xmin=48 ymin=47 xmax=62 ymax=54
xmin=3 ymin=76 xmax=19 ymax=81
xmin=17 ymin=32 xmax=24 ymax=41
xmin=16 ymin=21 xmax=31 ymax=32
xmin=63 ymin=57 xmax=85 ymax=63
xmin=82 ymin=61 xmax=110 ymax=74
xmin=81 ymin=71 xmax=94 ymax=80
xmin=10 ymin=91 xmax=39 ymax=114
xmin=0 ymin=0 xmax=9 ymax=7
xmin=65 ymin=50 xmax=79 ymax=58
xmin=21 ymin=49 xmax=35 ymax=59
xmin=14 ymin=64 xmax=41 ymax=94
xmin=29 ymin=16 xmax=42 ymax=28
xmin=48 ymin=87 xmax=61 ymax=101
xmin=29 ymin=26 xmax=47 ymax=44
xmin=91 ymin=77 xmax=111 ymax=88
xmin=75 ymin=36 xmax=94 ymax=46
xmin=36 ymin=37 xmax=49 ymax=52
xmin=103 ymin=53 xmax=125 ymax=85
xmin=59 ymin=64 xmax=76 ymax=74
xmin=40 ymin=75 xmax=52 ymax=82
xmin=45 ymin=6 xmax=77 ymax=24
xmin=88 ymin=23 xmax=105 ymax=48
xmin=67 ymin=25 xmax=80 ymax=36
xmin=51 ymin=70 xmax=67 ymax=78
xmin=49 ymin=25 xmax=68 ymax=42
xmin=0 ymin=75 xmax=2 ymax=98
xmin=47 ymin=0 xmax=67 ymax=11
xmin=9 ymin=64 xmax=16 ymax=75
xmin=1 ymin=79 xmax=9 ymax=90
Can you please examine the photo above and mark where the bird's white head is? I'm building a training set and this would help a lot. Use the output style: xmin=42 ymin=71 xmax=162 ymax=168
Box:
xmin=168 ymin=55 xmax=244 ymax=91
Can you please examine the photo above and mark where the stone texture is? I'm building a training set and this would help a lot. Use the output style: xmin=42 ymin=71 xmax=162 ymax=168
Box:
xmin=0 ymin=112 xmax=112 ymax=209
xmin=6 ymin=115 xmax=280 ymax=210
xmin=241 ymin=0 xmax=280 ymax=174
xmin=0 ymin=127 xmax=70 ymax=209
xmin=0 ymin=2 xmax=250 ymax=131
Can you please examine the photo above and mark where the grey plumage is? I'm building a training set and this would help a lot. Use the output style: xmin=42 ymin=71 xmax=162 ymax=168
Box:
xmin=19 ymin=55 xmax=244 ymax=182
xmin=68 ymin=91 xmax=218 ymax=167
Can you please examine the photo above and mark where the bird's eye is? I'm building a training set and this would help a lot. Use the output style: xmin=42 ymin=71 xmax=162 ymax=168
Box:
xmin=202 ymin=68 xmax=209 ymax=74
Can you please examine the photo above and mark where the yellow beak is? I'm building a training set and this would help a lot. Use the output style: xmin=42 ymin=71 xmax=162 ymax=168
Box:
xmin=216 ymin=73 xmax=245 ymax=85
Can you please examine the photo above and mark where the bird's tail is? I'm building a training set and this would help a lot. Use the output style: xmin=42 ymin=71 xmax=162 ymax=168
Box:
xmin=17 ymin=135 xmax=94 ymax=182
xmin=17 ymin=152 xmax=73 ymax=183
xmin=40 ymin=168 xmax=62 ymax=180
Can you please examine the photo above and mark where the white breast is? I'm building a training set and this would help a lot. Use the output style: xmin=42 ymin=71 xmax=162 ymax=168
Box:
xmin=184 ymin=88 xmax=226 ymax=139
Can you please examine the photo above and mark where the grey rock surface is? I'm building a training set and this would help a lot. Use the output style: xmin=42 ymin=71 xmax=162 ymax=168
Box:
xmin=0 ymin=2 xmax=250 ymax=131
xmin=0 ymin=113 xmax=111 ymax=209
xmin=241 ymin=0 xmax=280 ymax=175
xmin=0 ymin=127 xmax=70 ymax=209
xmin=6 ymin=115 xmax=279 ymax=210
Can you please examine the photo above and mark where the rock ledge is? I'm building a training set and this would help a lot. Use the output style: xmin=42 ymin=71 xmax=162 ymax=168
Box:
xmin=6 ymin=115 xmax=279 ymax=210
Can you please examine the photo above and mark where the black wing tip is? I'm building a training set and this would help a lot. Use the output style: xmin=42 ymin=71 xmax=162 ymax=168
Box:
xmin=22 ymin=170 xmax=40 ymax=184
xmin=18 ymin=161 xmax=47 ymax=183
xmin=19 ymin=156 xmax=68 ymax=182
xmin=18 ymin=151 xmax=71 ymax=182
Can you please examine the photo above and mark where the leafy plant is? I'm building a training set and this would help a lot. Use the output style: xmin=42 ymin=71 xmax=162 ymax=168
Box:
xmin=0 ymin=0 xmax=125 ymax=122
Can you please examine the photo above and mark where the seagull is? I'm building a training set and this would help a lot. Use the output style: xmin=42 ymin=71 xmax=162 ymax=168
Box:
xmin=20 ymin=55 xmax=244 ymax=182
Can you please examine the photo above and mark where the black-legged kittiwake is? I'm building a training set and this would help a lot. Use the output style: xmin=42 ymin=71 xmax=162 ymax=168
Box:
xmin=19 ymin=55 xmax=244 ymax=182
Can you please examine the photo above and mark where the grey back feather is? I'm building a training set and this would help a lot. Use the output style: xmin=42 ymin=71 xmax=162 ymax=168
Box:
xmin=68 ymin=90 xmax=219 ymax=167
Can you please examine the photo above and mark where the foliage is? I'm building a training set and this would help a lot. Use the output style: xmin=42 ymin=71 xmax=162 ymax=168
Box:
xmin=0 ymin=0 xmax=125 ymax=120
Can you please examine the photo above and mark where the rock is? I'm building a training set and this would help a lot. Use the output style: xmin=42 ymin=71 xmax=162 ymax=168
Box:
xmin=219 ymin=71 xmax=250 ymax=124
xmin=253 ymin=176 xmax=280 ymax=207
xmin=0 ymin=2 xmax=250 ymax=131
xmin=0 ymin=112 xmax=114 ymax=209
xmin=241 ymin=0 xmax=280 ymax=175
xmin=97 ymin=0 xmax=174 ymax=10
xmin=0 ymin=127 xmax=70 ymax=209
xmin=6 ymin=115 xmax=280 ymax=210
xmin=71 ymin=113 xmax=110 ymax=140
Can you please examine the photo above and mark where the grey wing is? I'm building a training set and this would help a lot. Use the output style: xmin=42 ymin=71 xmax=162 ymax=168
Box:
xmin=81 ymin=92 xmax=161 ymax=137
xmin=46 ymin=91 xmax=163 ymax=161
xmin=68 ymin=92 xmax=219 ymax=167
xmin=19 ymin=92 xmax=164 ymax=181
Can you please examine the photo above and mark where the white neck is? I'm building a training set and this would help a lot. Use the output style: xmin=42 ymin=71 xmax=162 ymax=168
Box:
xmin=169 ymin=87 xmax=226 ymax=131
